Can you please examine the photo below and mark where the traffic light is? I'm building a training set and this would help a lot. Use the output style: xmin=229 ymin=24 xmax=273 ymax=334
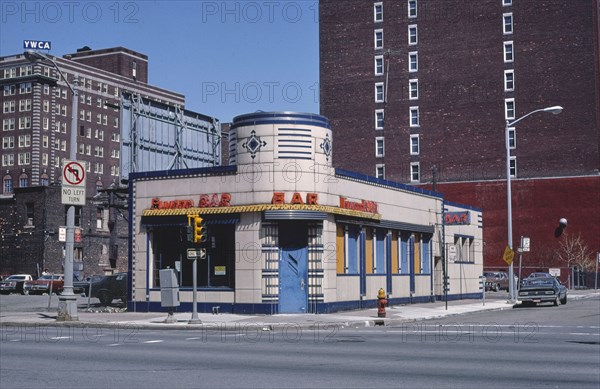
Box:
xmin=193 ymin=216 xmax=207 ymax=244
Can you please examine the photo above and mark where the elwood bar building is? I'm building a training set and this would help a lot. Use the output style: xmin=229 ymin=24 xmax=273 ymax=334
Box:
xmin=129 ymin=112 xmax=482 ymax=313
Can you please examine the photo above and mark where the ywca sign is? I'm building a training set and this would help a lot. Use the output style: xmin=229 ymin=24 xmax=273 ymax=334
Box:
xmin=23 ymin=40 xmax=51 ymax=50
xmin=444 ymin=211 xmax=470 ymax=225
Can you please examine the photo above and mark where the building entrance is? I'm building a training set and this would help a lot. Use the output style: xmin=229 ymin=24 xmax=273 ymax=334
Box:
xmin=278 ymin=221 xmax=308 ymax=313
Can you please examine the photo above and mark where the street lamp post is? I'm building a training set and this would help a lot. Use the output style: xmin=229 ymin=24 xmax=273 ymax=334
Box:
xmin=505 ymin=105 xmax=563 ymax=303
xmin=25 ymin=50 xmax=79 ymax=321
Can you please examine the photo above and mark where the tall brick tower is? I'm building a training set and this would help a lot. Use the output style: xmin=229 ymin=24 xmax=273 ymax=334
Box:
xmin=320 ymin=0 xmax=600 ymax=272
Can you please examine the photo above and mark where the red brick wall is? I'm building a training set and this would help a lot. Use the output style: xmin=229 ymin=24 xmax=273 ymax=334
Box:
xmin=430 ymin=176 xmax=600 ymax=270
xmin=320 ymin=0 xmax=599 ymax=182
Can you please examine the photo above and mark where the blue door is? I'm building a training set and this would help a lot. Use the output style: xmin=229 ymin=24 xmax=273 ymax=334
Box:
xmin=279 ymin=222 xmax=308 ymax=313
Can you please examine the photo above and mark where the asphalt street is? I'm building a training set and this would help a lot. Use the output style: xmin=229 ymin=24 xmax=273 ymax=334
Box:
xmin=1 ymin=295 xmax=598 ymax=389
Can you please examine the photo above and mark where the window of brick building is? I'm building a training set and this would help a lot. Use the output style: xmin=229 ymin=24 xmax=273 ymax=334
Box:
xmin=375 ymin=137 xmax=385 ymax=157
xmin=505 ymin=98 xmax=515 ymax=119
xmin=504 ymin=70 xmax=514 ymax=91
xmin=410 ymin=134 xmax=420 ymax=155
xmin=375 ymin=83 xmax=385 ymax=103
xmin=374 ymin=2 xmax=383 ymax=22
xmin=376 ymin=164 xmax=385 ymax=179
xmin=504 ymin=41 xmax=514 ymax=62
xmin=503 ymin=13 xmax=513 ymax=34
xmin=410 ymin=163 xmax=420 ymax=182
xmin=408 ymin=0 xmax=417 ymax=18
xmin=408 ymin=25 xmax=418 ymax=45
xmin=409 ymin=52 xmax=418 ymax=72
xmin=374 ymin=29 xmax=384 ymax=49
xmin=375 ymin=109 xmax=384 ymax=129
xmin=410 ymin=107 xmax=419 ymax=126
xmin=375 ymin=55 xmax=384 ymax=75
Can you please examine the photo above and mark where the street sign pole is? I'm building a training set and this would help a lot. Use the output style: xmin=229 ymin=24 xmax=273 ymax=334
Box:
xmin=58 ymin=79 xmax=79 ymax=322
xmin=595 ymin=252 xmax=599 ymax=293
xmin=187 ymin=246 xmax=203 ymax=324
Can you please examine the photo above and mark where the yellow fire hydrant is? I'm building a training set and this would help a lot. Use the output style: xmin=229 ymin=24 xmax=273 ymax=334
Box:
xmin=377 ymin=288 xmax=387 ymax=318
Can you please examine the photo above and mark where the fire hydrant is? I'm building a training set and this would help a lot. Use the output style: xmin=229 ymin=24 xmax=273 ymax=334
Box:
xmin=377 ymin=288 xmax=388 ymax=318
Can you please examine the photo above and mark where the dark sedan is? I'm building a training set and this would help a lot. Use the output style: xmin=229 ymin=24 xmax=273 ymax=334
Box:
xmin=518 ymin=277 xmax=567 ymax=306
xmin=73 ymin=274 xmax=106 ymax=295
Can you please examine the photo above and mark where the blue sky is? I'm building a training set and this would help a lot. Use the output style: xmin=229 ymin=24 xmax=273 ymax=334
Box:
xmin=1 ymin=0 xmax=320 ymax=122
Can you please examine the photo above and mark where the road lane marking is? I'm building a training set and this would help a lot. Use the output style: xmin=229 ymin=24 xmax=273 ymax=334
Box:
xmin=143 ymin=340 xmax=164 ymax=344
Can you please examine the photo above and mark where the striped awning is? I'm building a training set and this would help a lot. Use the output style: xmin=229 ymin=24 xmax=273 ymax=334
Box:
xmin=142 ymin=203 xmax=381 ymax=221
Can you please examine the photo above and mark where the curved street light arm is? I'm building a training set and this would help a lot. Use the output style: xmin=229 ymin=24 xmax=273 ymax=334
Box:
xmin=24 ymin=50 xmax=75 ymax=95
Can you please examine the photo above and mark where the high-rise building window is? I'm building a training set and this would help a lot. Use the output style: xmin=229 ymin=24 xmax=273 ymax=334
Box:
xmin=18 ymin=153 xmax=30 ymax=166
xmin=504 ymin=70 xmax=514 ymax=91
xmin=2 ymin=136 xmax=14 ymax=149
xmin=409 ymin=79 xmax=419 ymax=100
xmin=2 ymin=154 xmax=14 ymax=166
xmin=18 ymin=117 xmax=32 ymax=129
xmin=503 ymin=13 xmax=513 ymax=34
xmin=375 ymin=137 xmax=385 ymax=157
xmin=503 ymin=0 xmax=512 ymax=6
xmin=3 ymin=84 xmax=16 ymax=96
xmin=410 ymin=107 xmax=419 ymax=126
xmin=3 ymin=118 xmax=15 ymax=131
xmin=508 ymin=127 xmax=516 ymax=149
xmin=374 ymin=29 xmax=384 ymax=49
xmin=3 ymin=101 xmax=15 ymax=113
xmin=19 ymin=99 xmax=32 ymax=112
xmin=3 ymin=176 xmax=13 ymax=193
xmin=376 ymin=164 xmax=385 ymax=179
xmin=509 ymin=157 xmax=517 ymax=177
xmin=375 ymin=109 xmax=385 ymax=129
xmin=374 ymin=2 xmax=383 ymax=22
xmin=504 ymin=41 xmax=514 ymax=62
xmin=408 ymin=25 xmax=418 ymax=45
xmin=408 ymin=0 xmax=417 ymax=18
xmin=375 ymin=83 xmax=385 ymax=103
xmin=410 ymin=163 xmax=420 ymax=182
xmin=375 ymin=55 xmax=384 ymax=76
xmin=410 ymin=134 xmax=420 ymax=155
xmin=505 ymin=98 xmax=515 ymax=119
xmin=19 ymin=82 xmax=32 ymax=94
xmin=19 ymin=174 xmax=29 ymax=188
xmin=409 ymin=52 xmax=418 ymax=72
xmin=18 ymin=135 xmax=31 ymax=147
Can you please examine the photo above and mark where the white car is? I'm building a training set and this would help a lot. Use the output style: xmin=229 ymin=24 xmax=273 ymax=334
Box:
xmin=0 ymin=274 xmax=33 ymax=294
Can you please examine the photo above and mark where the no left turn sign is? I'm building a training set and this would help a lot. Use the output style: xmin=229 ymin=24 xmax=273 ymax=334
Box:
xmin=63 ymin=161 xmax=85 ymax=186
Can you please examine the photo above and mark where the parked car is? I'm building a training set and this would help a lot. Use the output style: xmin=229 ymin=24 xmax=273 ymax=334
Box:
xmin=0 ymin=274 xmax=33 ymax=294
xmin=87 ymin=272 xmax=127 ymax=306
xmin=483 ymin=272 xmax=509 ymax=292
xmin=526 ymin=272 xmax=554 ymax=279
xmin=23 ymin=274 xmax=64 ymax=295
xmin=518 ymin=277 xmax=567 ymax=306
xmin=73 ymin=274 xmax=106 ymax=295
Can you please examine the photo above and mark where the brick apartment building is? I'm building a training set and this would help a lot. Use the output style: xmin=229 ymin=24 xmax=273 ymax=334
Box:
xmin=320 ymin=0 xmax=600 ymax=274
xmin=0 ymin=46 xmax=217 ymax=277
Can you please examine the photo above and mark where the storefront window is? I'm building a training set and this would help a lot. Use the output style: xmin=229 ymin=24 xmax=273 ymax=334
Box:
xmin=346 ymin=225 xmax=360 ymax=274
xmin=151 ymin=223 xmax=236 ymax=289
xmin=374 ymin=229 xmax=386 ymax=274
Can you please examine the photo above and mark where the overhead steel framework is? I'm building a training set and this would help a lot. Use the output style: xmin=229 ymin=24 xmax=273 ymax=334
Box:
xmin=120 ymin=93 xmax=221 ymax=179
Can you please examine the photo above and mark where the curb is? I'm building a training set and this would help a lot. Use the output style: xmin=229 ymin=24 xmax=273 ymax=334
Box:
xmin=2 ymin=293 xmax=595 ymax=331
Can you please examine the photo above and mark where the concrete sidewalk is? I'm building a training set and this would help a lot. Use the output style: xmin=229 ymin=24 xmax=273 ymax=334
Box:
xmin=1 ymin=290 xmax=597 ymax=331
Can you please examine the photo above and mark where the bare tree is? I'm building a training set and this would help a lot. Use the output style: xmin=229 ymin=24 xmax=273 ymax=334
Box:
xmin=557 ymin=233 xmax=594 ymax=286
